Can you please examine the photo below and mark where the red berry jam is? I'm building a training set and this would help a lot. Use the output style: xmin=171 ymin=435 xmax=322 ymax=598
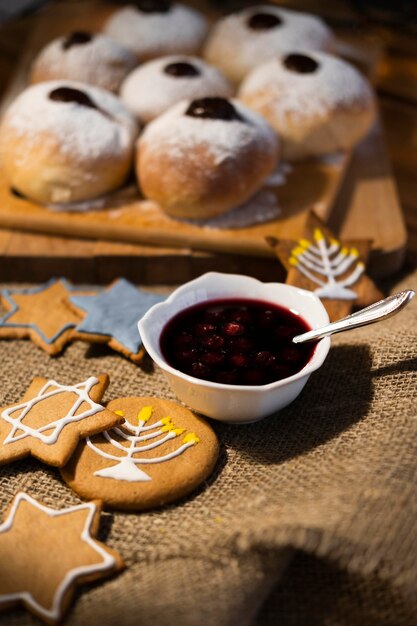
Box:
xmin=160 ymin=298 xmax=317 ymax=386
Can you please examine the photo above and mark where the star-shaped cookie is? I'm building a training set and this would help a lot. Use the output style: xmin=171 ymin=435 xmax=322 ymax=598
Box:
xmin=0 ymin=278 xmax=89 ymax=355
xmin=69 ymin=278 xmax=166 ymax=362
xmin=0 ymin=492 xmax=123 ymax=625
xmin=0 ymin=374 xmax=123 ymax=467
xmin=267 ymin=212 xmax=383 ymax=321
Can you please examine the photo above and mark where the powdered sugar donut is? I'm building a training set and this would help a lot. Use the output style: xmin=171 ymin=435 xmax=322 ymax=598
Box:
xmin=120 ymin=55 xmax=233 ymax=123
xmin=30 ymin=31 xmax=138 ymax=93
xmin=137 ymin=97 xmax=279 ymax=219
xmin=203 ymin=5 xmax=334 ymax=83
xmin=0 ymin=81 xmax=139 ymax=204
xmin=103 ymin=1 xmax=208 ymax=62
xmin=239 ymin=51 xmax=376 ymax=161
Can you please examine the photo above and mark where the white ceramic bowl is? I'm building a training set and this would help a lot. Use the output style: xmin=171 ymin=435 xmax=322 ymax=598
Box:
xmin=138 ymin=272 xmax=331 ymax=424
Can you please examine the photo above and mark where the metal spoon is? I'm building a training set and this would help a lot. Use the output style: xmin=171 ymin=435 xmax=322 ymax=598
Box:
xmin=292 ymin=289 xmax=415 ymax=344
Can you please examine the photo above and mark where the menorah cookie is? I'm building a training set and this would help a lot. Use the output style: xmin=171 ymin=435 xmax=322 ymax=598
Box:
xmin=267 ymin=212 xmax=383 ymax=321
xmin=0 ymin=374 xmax=122 ymax=467
xmin=61 ymin=397 xmax=219 ymax=510
xmin=0 ymin=492 xmax=123 ymax=625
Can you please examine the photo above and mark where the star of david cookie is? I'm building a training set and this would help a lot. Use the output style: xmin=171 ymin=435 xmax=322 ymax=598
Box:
xmin=0 ymin=278 xmax=93 ymax=355
xmin=68 ymin=278 xmax=166 ymax=362
xmin=0 ymin=492 xmax=123 ymax=625
xmin=267 ymin=212 xmax=383 ymax=321
xmin=0 ymin=374 xmax=123 ymax=467
xmin=61 ymin=397 xmax=219 ymax=510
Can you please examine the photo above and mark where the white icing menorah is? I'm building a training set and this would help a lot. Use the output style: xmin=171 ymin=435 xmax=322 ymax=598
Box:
xmin=289 ymin=228 xmax=364 ymax=300
xmin=86 ymin=406 xmax=200 ymax=482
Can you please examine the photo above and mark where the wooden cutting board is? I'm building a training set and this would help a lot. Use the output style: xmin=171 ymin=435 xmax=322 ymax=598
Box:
xmin=0 ymin=0 xmax=349 ymax=257
xmin=0 ymin=1 xmax=407 ymax=283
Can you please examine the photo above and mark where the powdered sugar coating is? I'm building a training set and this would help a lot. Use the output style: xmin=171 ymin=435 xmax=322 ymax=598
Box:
xmin=2 ymin=80 xmax=138 ymax=163
xmin=120 ymin=55 xmax=233 ymax=123
xmin=239 ymin=51 xmax=376 ymax=159
xmin=181 ymin=188 xmax=281 ymax=229
xmin=203 ymin=5 xmax=334 ymax=83
xmin=139 ymin=98 xmax=277 ymax=169
xmin=30 ymin=33 xmax=138 ymax=93
xmin=104 ymin=3 xmax=209 ymax=61
xmin=239 ymin=51 xmax=375 ymax=128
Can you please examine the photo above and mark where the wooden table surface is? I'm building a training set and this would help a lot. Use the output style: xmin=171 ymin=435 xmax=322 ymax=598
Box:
xmin=0 ymin=0 xmax=416 ymax=282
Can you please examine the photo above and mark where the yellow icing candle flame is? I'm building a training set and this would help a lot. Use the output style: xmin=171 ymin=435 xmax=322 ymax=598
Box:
xmin=299 ymin=239 xmax=311 ymax=249
xmin=138 ymin=406 xmax=153 ymax=423
xmin=314 ymin=228 xmax=325 ymax=242
xmin=289 ymin=257 xmax=299 ymax=267
xmin=183 ymin=433 xmax=200 ymax=445
xmin=173 ymin=428 xmax=185 ymax=436
xmin=292 ymin=246 xmax=305 ymax=258
xmin=114 ymin=410 xmax=124 ymax=417
xmin=161 ymin=416 xmax=173 ymax=425
xmin=161 ymin=423 xmax=176 ymax=432
xmin=350 ymin=247 xmax=359 ymax=257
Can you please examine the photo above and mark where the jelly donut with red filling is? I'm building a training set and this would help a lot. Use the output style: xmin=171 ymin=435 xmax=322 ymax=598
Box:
xmin=203 ymin=4 xmax=334 ymax=83
xmin=0 ymin=81 xmax=139 ymax=204
xmin=120 ymin=55 xmax=233 ymax=123
xmin=103 ymin=1 xmax=208 ymax=62
xmin=239 ymin=51 xmax=376 ymax=160
xmin=30 ymin=31 xmax=138 ymax=93
xmin=136 ymin=96 xmax=279 ymax=219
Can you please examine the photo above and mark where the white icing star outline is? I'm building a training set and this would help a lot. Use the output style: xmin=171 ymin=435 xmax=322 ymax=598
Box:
xmin=1 ymin=377 xmax=103 ymax=445
xmin=0 ymin=492 xmax=116 ymax=622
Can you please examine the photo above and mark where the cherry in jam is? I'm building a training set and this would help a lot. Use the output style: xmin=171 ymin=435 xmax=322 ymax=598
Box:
xmin=160 ymin=298 xmax=317 ymax=386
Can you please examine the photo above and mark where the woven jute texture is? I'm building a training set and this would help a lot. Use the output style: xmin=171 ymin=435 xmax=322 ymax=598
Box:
xmin=0 ymin=269 xmax=416 ymax=626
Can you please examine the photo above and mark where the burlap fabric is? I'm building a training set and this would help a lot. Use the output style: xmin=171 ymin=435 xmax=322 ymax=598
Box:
xmin=0 ymin=269 xmax=416 ymax=626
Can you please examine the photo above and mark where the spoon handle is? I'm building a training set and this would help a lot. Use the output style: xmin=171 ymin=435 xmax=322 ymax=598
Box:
xmin=292 ymin=289 xmax=415 ymax=344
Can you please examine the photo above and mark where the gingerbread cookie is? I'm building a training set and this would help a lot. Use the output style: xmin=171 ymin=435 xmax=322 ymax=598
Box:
xmin=0 ymin=278 xmax=93 ymax=356
xmin=61 ymin=397 xmax=219 ymax=510
xmin=69 ymin=278 xmax=166 ymax=362
xmin=267 ymin=212 xmax=383 ymax=321
xmin=0 ymin=492 xmax=123 ymax=625
xmin=0 ymin=374 xmax=122 ymax=467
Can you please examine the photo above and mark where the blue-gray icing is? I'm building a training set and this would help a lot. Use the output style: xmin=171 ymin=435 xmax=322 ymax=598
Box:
xmin=0 ymin=278 xmax=77 ymax=344
xmin=71 ymin=278 xmax=166 ymax=354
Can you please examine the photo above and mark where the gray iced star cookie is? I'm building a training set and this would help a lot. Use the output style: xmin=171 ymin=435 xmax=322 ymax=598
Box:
xmin=69 ymin=278 xmax=166 ymax=362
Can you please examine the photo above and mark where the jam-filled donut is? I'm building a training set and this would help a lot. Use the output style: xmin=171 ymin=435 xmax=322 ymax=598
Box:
xmin=120 ymin=55 xmax=233 ymax=123
xmin=30 ymin=31 xmax=138 ymax=93
xmin=136 ymin=96 xmax=279 ymax=219
xmin=0 ymin=81 xmax=139 ymax=204
xmin=103 ymin=1 xmax=208 ymax=62
xmin=239 ymin=51 xmax=376 ymax=161
xmin=203 ymin=5 xmax=334 ymax=83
